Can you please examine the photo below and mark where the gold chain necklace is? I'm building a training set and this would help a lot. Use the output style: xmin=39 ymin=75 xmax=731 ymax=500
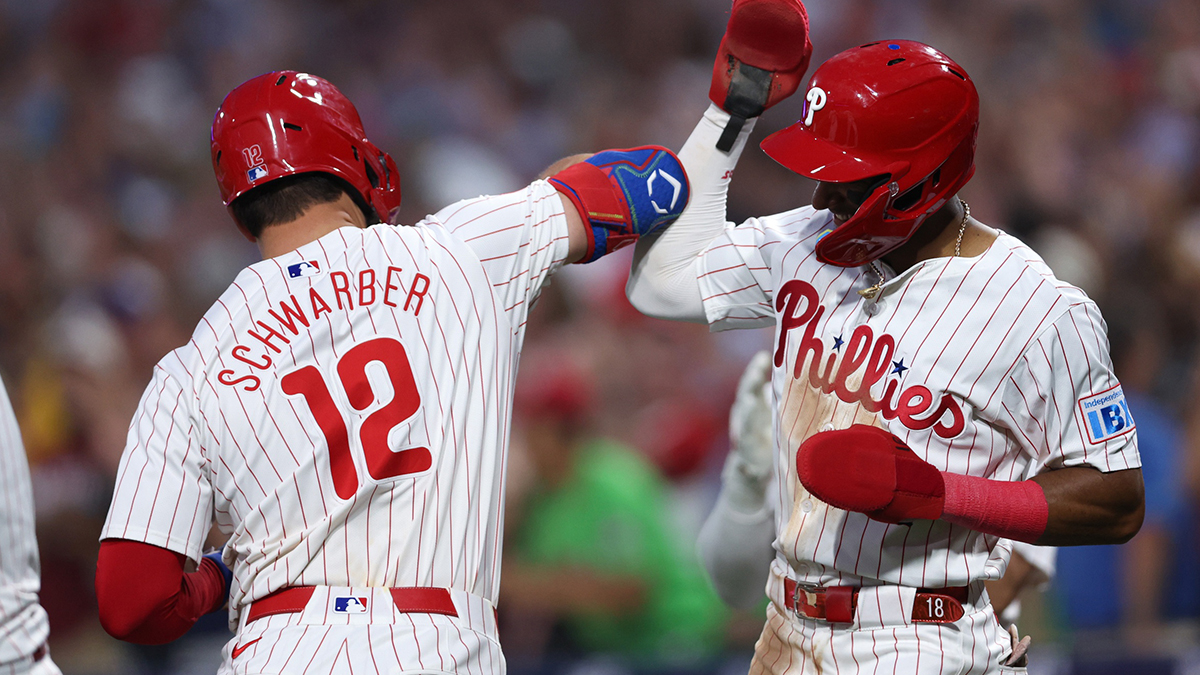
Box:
xmin=858 ymin=199 xmax=970 ymax=300
xmin=954 ymin=199 xmax=971 ymax=257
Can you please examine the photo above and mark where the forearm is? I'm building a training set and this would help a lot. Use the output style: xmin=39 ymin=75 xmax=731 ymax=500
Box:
xmin=96 ymin=539 xmax=228 ymax=644
xmin=696 ymin=450 xmax=775 ymax=609
xmin=1032 ymin=466 xmax=1144 ymax=545
xmin=940 ymin=466 xmax=1143 ymax=546
xmin=696 ymin=492 xmax=775 ymax=609
xmin=800 ymin=426 xmax=1144 ymax=546
xmin=626 ymin=105 xmax=756 ymax=322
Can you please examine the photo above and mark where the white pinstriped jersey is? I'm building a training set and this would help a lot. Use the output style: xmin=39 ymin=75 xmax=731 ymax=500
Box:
xmin=696 ymin=206 xmax=1140 ymax=592
xmin=101 ymin=181 xmax=570 ymax=627
xmin=0 ymin=377 xmax=52 ymax=667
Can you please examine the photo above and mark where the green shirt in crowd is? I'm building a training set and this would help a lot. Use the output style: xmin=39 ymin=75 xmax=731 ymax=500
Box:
xmin=512 ymin=439 xmax=728 ymax=662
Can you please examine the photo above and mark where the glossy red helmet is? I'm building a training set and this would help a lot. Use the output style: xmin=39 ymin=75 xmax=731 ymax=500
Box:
xmin=210 ymin=71 xmax=400 ymax=231
xmin=760 ymin=41 xmax=979 ymax=266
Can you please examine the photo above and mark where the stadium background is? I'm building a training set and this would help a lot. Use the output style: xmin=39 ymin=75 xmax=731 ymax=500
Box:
xmin=0 ymin=0 xmax=1198 ymax=673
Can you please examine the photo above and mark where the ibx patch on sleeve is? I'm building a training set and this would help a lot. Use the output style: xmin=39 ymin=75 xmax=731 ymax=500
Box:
xmin=1077 ymin=384 xmax=1135 ymax=444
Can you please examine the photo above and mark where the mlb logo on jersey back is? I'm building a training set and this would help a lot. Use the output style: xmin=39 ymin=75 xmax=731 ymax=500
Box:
xmin=287 ymin=260 xmax=322 ymax=278
xmin=1078 ymin=385 xmax=1135 ymax=444
xmin=333 ymin=596 xmax=369 ymax=613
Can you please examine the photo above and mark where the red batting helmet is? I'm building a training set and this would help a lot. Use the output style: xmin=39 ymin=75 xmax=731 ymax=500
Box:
xmin=210 ymin=71 xmax=400 ymax=230
xmin=760 ymin=41 xmax=979 ymax=267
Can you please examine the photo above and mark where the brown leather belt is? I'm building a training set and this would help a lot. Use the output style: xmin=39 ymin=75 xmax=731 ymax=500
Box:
xmin=245 ymin=586 xmax=458 ymax=624
xmin=784 ymin=578 xmax=969 ymax=624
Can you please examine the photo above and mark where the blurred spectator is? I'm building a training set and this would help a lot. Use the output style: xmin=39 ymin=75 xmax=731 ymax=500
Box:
xmin=502 ymin=355 xmax=728 ymax=673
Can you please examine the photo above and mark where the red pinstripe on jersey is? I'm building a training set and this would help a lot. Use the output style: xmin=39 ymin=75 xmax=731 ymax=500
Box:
xmin=102 ymin=181 xmax=572 ymax=673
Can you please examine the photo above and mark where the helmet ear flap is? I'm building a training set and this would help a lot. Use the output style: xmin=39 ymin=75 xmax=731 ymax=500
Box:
xmin=363 ymin=156 xmax=380 ymax=189
xmin=359 ymin=140 xmax=401 ymax=223
xmin=815 ymin=182 xmax=898 ymax=266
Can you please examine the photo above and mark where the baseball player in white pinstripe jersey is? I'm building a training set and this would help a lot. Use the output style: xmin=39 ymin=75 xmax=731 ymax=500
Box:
xmin=0 ymin=376 xmax=61 ymax=675
xmin=698 ymin=353 xmax=1052 ymax=666
xmin=94 ymin=71 xmax=690 ymax=674
xmin=627 ymin=2 xmax=1144 ymax=673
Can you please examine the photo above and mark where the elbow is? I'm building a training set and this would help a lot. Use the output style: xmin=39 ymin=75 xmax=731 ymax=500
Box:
xmin=95 ymin=554 xmax=172 ymax=645
xmin=624 ymin=273 xmax=663 ymax=318
xmin=96 ymin=579 xmax=166 ymax=644
xmin=98 ymin=609 xmax=174 ymax=645
xmin=1111 ymin=496 xmax=1145 ymax=545
xmin=1109 ymin=470 xmax=1146 ymax=544
xmin=97 ymin=596 xmax=149 ymax=643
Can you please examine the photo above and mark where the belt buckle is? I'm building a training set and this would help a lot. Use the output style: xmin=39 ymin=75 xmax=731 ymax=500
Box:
xmin=790 ymin=581 xmax=823 ymax=619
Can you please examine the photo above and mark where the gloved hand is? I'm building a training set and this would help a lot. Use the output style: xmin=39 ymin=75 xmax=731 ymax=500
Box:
xmin=723 ymin=351 xmax=775 ymax=512
xmin=796 ymin=424 xmax=945 ymax=523
xmin=710 ymin=0 xmax=813 ymax=150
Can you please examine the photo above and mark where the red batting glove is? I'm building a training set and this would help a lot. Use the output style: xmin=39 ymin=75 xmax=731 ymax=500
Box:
xmin=710 ymin=0 xmax=813 ymax=151
xmin=796 ymin=424 xmax=946 ymax=523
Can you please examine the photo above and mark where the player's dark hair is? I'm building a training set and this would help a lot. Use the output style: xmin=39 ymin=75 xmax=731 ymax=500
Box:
xmin=231 ymin=172 xmax=378 ymax=238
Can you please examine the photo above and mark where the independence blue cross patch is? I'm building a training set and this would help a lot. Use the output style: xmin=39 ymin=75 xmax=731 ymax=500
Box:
xmin=333 ymin=596 xmax=369 ymax=613
xmin=1077 ymin=385 xmax=1135 ymax=444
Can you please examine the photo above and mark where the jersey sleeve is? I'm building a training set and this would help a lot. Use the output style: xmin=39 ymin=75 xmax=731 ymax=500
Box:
xmin=101 ymin=363 xmax=213 ymax=563
xmin=435 ymin=180 xmax=572 ymax=328
xmin=998 ymin=301 xmax=1141 ymax=473
xmin=695 ymin=217 xmax=776 ymax=331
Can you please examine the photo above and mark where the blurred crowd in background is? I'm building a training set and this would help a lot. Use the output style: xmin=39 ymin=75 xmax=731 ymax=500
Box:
xmin=1 ymin=0 xmax=1199 ymax=673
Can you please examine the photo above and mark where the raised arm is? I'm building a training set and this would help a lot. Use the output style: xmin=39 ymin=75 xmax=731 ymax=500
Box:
xmin=626 ymin=108 xmax=758 ymax=322
xmin=626 ymin=0 xmax=813 ymax=322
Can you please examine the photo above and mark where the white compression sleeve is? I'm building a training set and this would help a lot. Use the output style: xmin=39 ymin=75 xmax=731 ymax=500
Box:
xmin=626 ymin=104 xmax=757 ymax=322
xmin=695 ymin=452 xmax=776 ymax=610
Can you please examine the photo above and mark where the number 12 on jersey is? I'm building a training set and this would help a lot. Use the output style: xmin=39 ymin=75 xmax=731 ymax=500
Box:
xmin=282 ymin=337 xmax=431 ymax=500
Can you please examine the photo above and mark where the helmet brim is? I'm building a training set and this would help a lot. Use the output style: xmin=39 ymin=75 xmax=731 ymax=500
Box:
xmin=760 ymin=121 xmax=902 ymax=183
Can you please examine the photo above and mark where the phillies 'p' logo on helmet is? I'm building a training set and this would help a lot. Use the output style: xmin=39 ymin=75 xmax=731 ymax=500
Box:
xmin=210 ymin=71 xmax=401 ymax=231
xmin=760 ymin=41 xmax=979 ymax=267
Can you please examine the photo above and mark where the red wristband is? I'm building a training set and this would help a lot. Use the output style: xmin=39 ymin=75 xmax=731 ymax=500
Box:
xmin=939 ymin=473 xmax=1049 ymax=543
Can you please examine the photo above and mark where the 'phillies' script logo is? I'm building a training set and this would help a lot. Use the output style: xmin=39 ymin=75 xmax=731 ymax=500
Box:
xmin=774 ymin=279 xmax=966 ymax=438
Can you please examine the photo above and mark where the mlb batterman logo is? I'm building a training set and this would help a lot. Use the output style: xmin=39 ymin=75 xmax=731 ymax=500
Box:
xmin=287 ymin=260 xmax=322 ymax=278
xmin=334 ymin=596 xmax=369 ymax=613
xmin=1078 ymin=384 xmax=1135 ymax=444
